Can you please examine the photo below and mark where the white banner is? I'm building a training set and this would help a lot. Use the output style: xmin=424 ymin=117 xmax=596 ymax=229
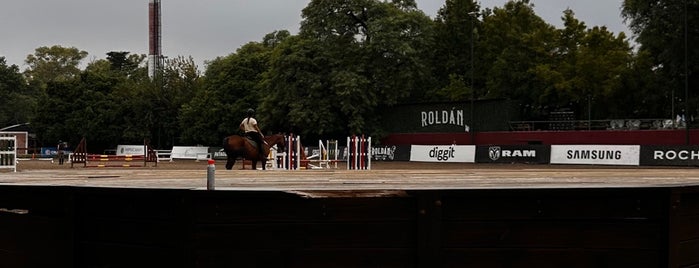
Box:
xmin=550 ymin=145 xmax=640 ymax=166
xmin=170 ymin=146 xmax=210 ymax=160
xmin=116 ymin=145 xmax=145 ymax=156
xmin=410 ymin=145 xmax=475 ymax=163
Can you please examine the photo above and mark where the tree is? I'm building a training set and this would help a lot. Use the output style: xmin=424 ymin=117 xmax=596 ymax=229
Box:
xmin=106 ymin=51 xmax=146 ymax=78
xmin=260 ymin=36 xmax=339 ymax=138
xmin=533 ymin=10 xmax=633 ymax=119
xmin=144 ymin=56 xmax=201 ymax=147
xmin=428 ymin=0 xmax=481 ymax=101
xmin=179 ymin=36 xmax=278 ymax=145
xmin=480 ymin=0 xmax=557 ymax=107
xmin=622 ymin=0 xmax=698 ymax=119
xmin=261 ymin=0 xmax=433 ymax=138
xmin=24 ymin=45 xmax=88 ymax=90
xmin=0 ymin=57 xmax=36 ymax=127
xmin=31 ymin=50 xmax=153 ymax=151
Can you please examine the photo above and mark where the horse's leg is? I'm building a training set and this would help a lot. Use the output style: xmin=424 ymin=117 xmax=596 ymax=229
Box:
xmin=225 ymin=153 xmax=235 ymax=170
xmin=252 ymin=160 xmax=257 ymax=170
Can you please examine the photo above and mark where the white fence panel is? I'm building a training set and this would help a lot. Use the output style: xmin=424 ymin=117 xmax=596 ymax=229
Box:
xmin=1 ymin=136 xmax=17 ymax=172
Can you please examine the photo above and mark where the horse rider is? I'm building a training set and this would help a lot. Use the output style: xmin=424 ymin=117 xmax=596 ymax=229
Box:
xmin=240 ymin=108 xmax=266 ymax=160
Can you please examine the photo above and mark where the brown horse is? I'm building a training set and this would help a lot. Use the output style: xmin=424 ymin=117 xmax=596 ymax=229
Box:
xmin=222 ymin=134 xmax=286 ymax=170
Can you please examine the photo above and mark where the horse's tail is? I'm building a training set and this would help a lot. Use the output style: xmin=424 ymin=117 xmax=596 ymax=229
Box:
xmin=222 ymin=136 xmax=230 ymax=152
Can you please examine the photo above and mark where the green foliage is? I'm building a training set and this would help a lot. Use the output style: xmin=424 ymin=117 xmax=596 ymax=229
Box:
xmin=24 ymin=45 xmax=88 ymax=90
xmin=480 ymin=0 xmax=556 ymax=104
xmin=622 ymin=0 xmax=698 ymax=118
xmin=0 ymin=57 xmax=37 ymax=127
xmin=5 ymin=0 xmax=695 ymax=149
xmin=29 ymin=51 xmax=198 ymax=151
xmin=260 ymin=0 xmax=433 ymax=139
xmin=179 ymin=38 xmax=277 ymax=145
xmin=428 ymin=0 xmax=480 ymax=100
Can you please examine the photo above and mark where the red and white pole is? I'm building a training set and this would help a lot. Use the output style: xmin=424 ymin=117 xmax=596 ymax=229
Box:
xmin=206 ymin=159 xmax=215 ymax=190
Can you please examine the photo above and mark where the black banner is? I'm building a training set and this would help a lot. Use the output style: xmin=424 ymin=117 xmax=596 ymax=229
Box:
xmin=209 ymin=147 xmax=227 ymax=160
xmin=305 ymin=145 xmax=410 ymax=161
xmin=371 ymin=145 xmax=411 ymax=161
xmin=475 ymin=145 xmax=550 ymax=164
xmin=640 ymin=146 xmax=699 ymax=166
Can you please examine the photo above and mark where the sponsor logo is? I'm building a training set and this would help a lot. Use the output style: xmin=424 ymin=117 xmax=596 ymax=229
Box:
xmin=372 ymin=146 xmax=396 ymax=161
xmin=429 ymin=146 xmax=455 ymax=161
xmin=653 ymin=150 xmax=699 ymax=160
xmin=421 ymin=108 xmax=470 ymax=132
xmin=489 ymin=147 xmax=501 ymax=160
xmin=488 ymin=147 xmax=537 ymax=161
xmin=567 ymin=150 xmax=622 ymax=160
xmin=214 ymin=150 xmax=228 ymax=158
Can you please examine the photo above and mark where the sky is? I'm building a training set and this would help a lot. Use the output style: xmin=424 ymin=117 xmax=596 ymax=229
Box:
xmin=0 ymin=0 xmax=630 ymax=71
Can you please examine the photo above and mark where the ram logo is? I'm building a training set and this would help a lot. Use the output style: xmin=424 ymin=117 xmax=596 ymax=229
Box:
xmin=489 ymin=147 xmax=501 ymax=161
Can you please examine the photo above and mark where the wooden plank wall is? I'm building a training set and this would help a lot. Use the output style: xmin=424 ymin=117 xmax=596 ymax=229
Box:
xmin=436 ymin=189 xmax=667 ymax=268
xmin=1 ymin=186 xmax=698 ymax=267
xmin=672 ymin=189 xmax=699 ymax=268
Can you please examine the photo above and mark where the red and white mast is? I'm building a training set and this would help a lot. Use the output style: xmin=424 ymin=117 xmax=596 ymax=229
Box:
xmin=148 ymin=0 xmax=162 ymax=78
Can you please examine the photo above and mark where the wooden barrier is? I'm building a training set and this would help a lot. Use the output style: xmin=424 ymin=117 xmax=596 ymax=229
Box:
xmin=0 ymin=136 xmax=17 ymax=172
xmin=256 ymin=134 xmax=302 ymax=170
xmin=70 ymin=138 xmax=158 ymax=168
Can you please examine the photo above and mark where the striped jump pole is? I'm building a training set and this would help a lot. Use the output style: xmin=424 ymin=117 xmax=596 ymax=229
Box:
xmin=286 ymin=134 xmax=301 ymax=170
xmin=347 ymin=135 xmax=371 ymax=170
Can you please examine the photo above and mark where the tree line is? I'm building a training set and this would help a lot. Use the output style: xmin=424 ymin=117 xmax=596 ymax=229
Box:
xmin=0 ymin=0 xmax=696 ymax=151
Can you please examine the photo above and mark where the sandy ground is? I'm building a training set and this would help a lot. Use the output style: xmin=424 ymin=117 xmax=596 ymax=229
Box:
xmin=4 ymin=158 xmax=697 ymax=191
xmin=12 ymin=158 xmax=489 ymax=171
xmin=7 ymin=157 xmax=670 ymax=172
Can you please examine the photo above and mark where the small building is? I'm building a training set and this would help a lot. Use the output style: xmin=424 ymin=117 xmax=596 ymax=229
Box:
xmin=0 ymin=123 xmax=34 ymax=155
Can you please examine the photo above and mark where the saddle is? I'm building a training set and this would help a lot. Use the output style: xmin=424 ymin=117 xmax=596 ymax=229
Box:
xmin=244 ymin=137 xmax=260 ymax=149
xmin=244 ymin=135 xmax=269 ymax=149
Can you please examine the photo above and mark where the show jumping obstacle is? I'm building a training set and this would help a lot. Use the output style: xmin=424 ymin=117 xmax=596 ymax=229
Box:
xmin=70 ymin=137 xmax=158 ymax=168
xmin=347 ymin=135 xmax=371 ymax=170
xmin=0 ymin=136 xmax=17 ymax=172
xmin=241 ymin=134 xmax=370 ymax=170
xmin=306 ymin=139 xmax=340 ymax=169
xmin=284 ymin=135 xmax=302 ymax=170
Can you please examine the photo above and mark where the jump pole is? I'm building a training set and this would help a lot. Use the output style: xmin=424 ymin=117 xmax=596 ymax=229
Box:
xmin=286 ymin=134 xmax=301 ymax=170
xmin=347 ymin=135 xmax=371 ymax=170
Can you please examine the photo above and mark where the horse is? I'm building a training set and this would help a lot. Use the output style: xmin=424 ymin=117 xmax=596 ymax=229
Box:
xmin=222 ymin=133 xmax=286 ymax=170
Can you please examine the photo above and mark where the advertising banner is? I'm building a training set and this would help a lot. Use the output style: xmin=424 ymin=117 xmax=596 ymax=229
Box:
xmin=371 ymin=145 xmax=411 ymax=161
xmin=209 ymin=147 xmax=228 ymax=160
xmin=171 ymin=146 xmax=210 ymax=160
xmin=381 ymin=100 xmax=519 ymax=133
xmin=116 ymin=145 xmax=145 ymax=156
xmin=640 ymin=146 xmax=699 ymax=166
xmin=476 ymin=145 xmax=550 ymax=164
xmin=40 ymin=147 xmax=57 ymax=157
xmin=550 ymin=145 xmax=640 ymax=166
xmin=409 ymin=145 xmax=475 ymax=163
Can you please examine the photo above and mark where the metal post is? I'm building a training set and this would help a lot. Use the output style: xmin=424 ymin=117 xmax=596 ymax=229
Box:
xmin=469 ymin=11 xmax=477 ymax=144
xmin=588 ymin=94 xmax=592 ymax=130
xmin=207 ymin=159 xmax=215 ymax=190
xmin=685 ymin=0 xmax=690 ymax=144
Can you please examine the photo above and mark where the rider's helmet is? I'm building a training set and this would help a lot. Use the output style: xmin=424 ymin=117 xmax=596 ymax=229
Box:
xmin=246 ymin=108 xmax=255 ymax=116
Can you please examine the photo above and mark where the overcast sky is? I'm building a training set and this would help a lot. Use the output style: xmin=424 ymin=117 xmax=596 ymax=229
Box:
xmin=0 ymin=0 xmax=630 ymax=70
